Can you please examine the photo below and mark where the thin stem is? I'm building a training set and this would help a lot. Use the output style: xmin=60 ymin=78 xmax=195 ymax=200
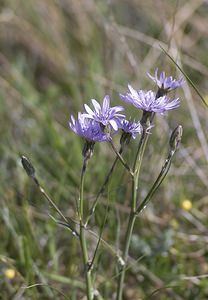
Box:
xmin=110 ymin=141 xmax=134 ymax=176
xmin=39 ymin=185 xmax=69 ymax=224
xmin=135 ymin=131 xmax=149 ymax=174
xmin=116 ymin=211 xmax=137 ymax=300
xmin=116 ymin=123 xmax=150 ymax=300
xmin=21 ymin=156 xmax=77 ymax=230
xmin=79 ymin=160 xmax=93 ymax=300
xmin=136 ymin=151 xmax=174 ymax=215
xmin=80 ymin=227 xmax=93 ymax=300
xmin=87 ymin=147 xmax=125 ymax=271
xmin=88 ymin=195 xmax=109 ymax=271
xmin=29 ymin=174 xmax=78 ymax=236
xmin=85 ymin=155 xmax=119 ymax=226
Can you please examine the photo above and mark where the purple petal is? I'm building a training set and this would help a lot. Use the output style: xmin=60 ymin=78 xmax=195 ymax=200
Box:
xmin=82 ymin=113 xmax=94 ymax=119
xmin=102 ymin=95 xmax=110 ymax=111
xmin=128 ymin=84 xmax=138 ymax=98
xmin=84 ymin=104 xmax=94 ymax=116
xmin=91 ymin=99 xmax=101 ymax=113
xmin=109 ymin=119 xmax=118 ymax=131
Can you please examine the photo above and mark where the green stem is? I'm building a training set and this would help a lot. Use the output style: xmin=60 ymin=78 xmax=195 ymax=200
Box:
xmin=85 ymin=155 xmax=119 ymax=226
xmin=116 ymin=208 xmax=137 ymax=300
xmin=79 ymin=162 xmax=93 ymax=300
xmin=110 ymin=141 xmax=134 ymax=176
xmin=136 ymin=152 xmax=173 ymax=214
xmin=116 ymin=125 xmax=150 ymax=300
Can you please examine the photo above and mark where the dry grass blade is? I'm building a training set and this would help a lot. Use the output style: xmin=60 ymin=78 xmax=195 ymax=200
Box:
xmin=160 ymin=45 xmax=208 ymax=108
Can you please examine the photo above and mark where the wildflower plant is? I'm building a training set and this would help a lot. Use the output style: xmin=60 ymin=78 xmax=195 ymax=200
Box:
xmin=21 ymin=69 xmax=184 ymax=300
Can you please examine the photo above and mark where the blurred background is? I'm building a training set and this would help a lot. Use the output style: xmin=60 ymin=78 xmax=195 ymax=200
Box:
xmin=0 ymin=0 xmax=208 ymax=299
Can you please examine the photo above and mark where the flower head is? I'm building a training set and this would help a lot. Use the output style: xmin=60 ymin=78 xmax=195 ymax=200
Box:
xmin=120 ymin=85 xmax=180 ymax=114
xmin=147 ymin=69 xmax=184 ymax=92
xmin=83 ymin=95 xmax=125 ymax=131
xmin=69 ymin=113 xmax=110 ymax=142
xmin=118 ymin=119 xmax=142 ymax=139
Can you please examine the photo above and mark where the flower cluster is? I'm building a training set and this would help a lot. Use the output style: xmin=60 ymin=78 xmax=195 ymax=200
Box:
xmin=69 ymin=95 xmax=141 ymax=145
xmin=68 ymin=69 xmax=184 ymax=149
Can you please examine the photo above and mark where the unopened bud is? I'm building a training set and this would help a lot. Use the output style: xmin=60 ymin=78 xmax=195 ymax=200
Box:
xmin=21 ymin=156 xmax=35 ymax=178
xmin=169 ymin=125 xmax=183 ymax=152
xmin=82 ymin=142 xmax=95 ymax=161
xmin=120 ymin=131 xmax=131 ymax=148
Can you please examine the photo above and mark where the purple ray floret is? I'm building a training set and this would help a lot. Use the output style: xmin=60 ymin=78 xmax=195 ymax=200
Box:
xmin=120 ymin=85 xmax=180 ymax=114
xmin=83 ymin=95 xmax=125 ymax=131
xmin=69 ymin=113 xmax=110 ymax=142
xmin=118 ymin=119 xmax=142 ymax=139
xmin=147 ymin=69 xmax=185 ymax=91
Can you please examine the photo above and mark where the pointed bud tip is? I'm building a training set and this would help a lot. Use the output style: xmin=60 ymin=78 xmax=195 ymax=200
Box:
xmin=21 ymin=155 xmax=35 ymax=177
xmin=169 ymin=125 xmax=183 ymax=152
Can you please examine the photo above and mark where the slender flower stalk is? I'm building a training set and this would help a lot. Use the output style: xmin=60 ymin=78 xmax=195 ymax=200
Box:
xmin=137 ymin=125 xmax=183 ymax=214
xmin=69 ymin=113 xmax=111 ymax=300
xmin=86 ymin=120 xmax=142 ymax=273
xmin=85 ymin=154 xmax=120 ymax=226
xmin=110 ymin=141 xmax=134 ymax=176
xmin=116 ymin=123 xmax=182 ymax=300
xmin=116 ymin=116 xmax=150 ymax=300
xmin=21 ymin=156 xmax=78 ymax=236
xmin=86 ymin=119 xmax=141 ymax=226
xmin=79 ymin=161 xmax=93 ymax=300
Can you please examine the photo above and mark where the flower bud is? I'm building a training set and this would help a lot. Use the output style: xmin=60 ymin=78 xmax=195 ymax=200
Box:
xmin=21 ymin=156 xmax=35 ymax=178
xmin=169 ymin=125 xmax=183 ymax=152
xmin=120 ymin=131 xmax=132 ymax=148
xmin=82 ymin=141 xmax=95 ymax=161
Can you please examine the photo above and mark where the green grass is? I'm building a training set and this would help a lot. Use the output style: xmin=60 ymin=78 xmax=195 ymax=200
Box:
xmin=0 ymin=1 xmax=208 ymax=299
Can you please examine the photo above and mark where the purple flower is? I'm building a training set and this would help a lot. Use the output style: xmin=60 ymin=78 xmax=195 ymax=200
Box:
xmin=69 ymin=113 xmax=110 ymax=142
xmin=118 ymin=119 xmax=142 ymax=139
xmin=83 ymin=95 xmax=125 ymax=131
xmin=120 ymin=85 xmax=180 ymax=114
xmin=147 ymin=69 xmax=185 ymax=92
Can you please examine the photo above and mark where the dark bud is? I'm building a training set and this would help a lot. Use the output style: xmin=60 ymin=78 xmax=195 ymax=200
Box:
xmin=120 ymin=131 xmax=131 ymax=148
xmin=82 ymin=141 xmax=95 ymax=173
xmin=140 ymin=111 xmax=153 ymax=128
xmin=82 ymin=141 xmax=95 ymax=161
xmin=21 ymin=156 xmax=35 ymax=178
xmin=169 ymin=125 xmax=183 ymax=152
xmin=156 ymin=87 xmax=167 ymax=98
